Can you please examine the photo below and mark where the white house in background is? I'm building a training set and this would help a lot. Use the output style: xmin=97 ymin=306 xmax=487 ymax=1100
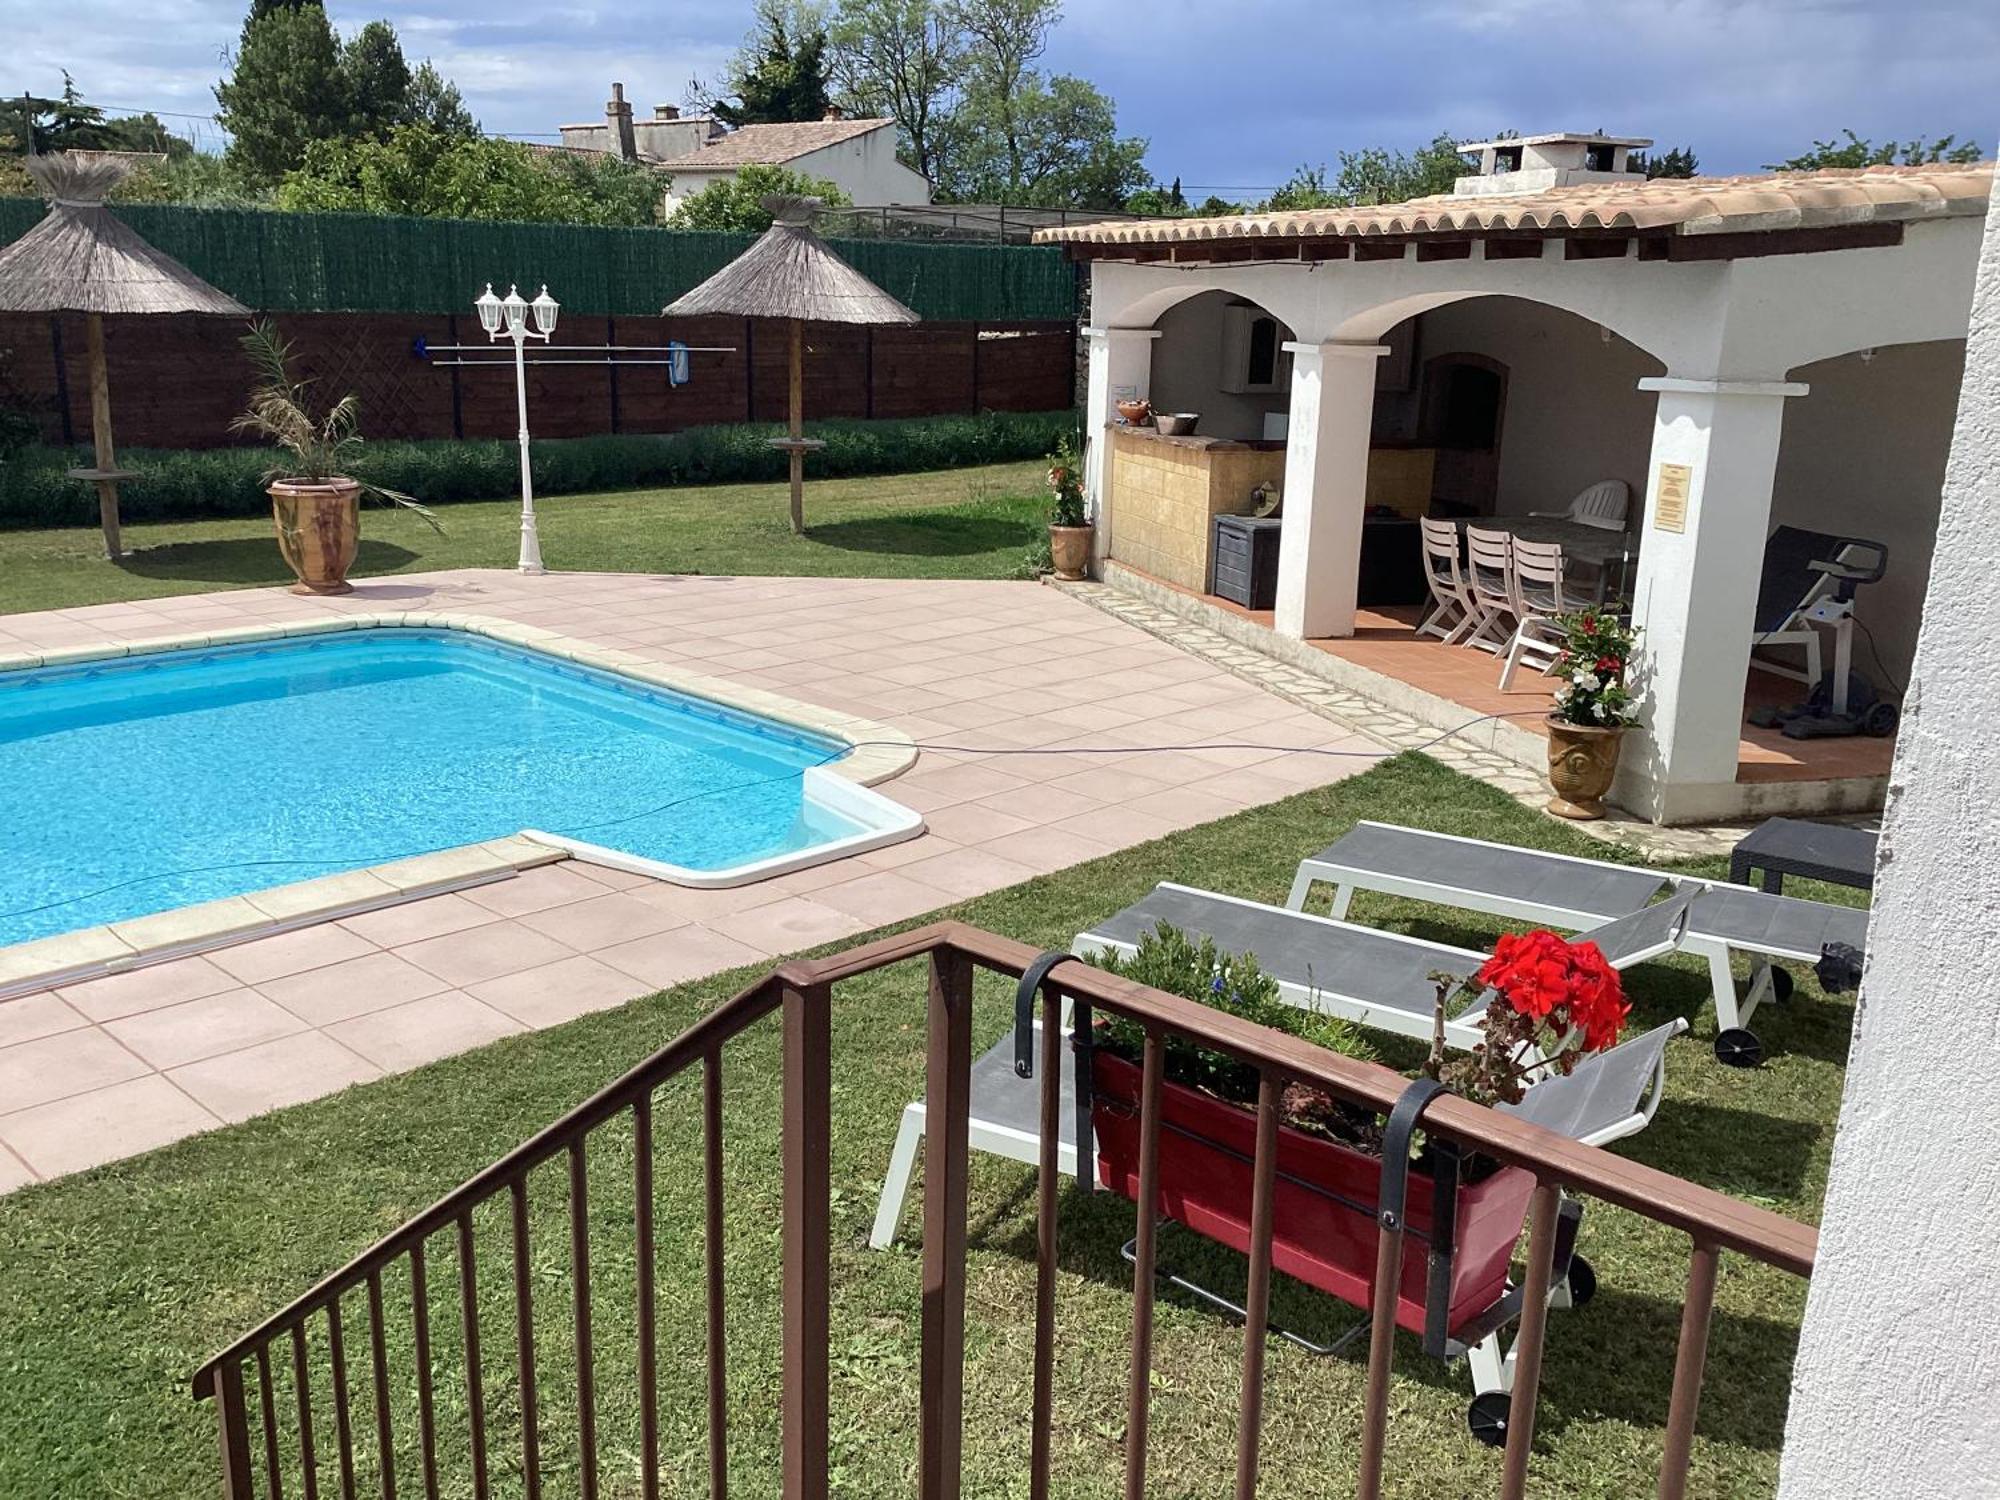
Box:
xmin=1037 ymin=142 xmax=1993 ymax=825
xmin=556 ymin=83 xmax=932 ymax=209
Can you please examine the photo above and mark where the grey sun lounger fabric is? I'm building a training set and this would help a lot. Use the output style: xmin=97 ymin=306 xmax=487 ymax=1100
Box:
xmin=1561 ymin=888 xmax=1699 ymax=968
xmin=1311 ymin=821 xmax=1670 ymax=924
xmin=1682 ymin=885 xmax=1868 ymax=961
xmin=1081 ymin=882 xmax=1491 ymax=1029
xmin=1499 ymin=1020 xmax=1683 ymax=1142
xmin=967 ymin=1021 xmax=1078 ymax=1151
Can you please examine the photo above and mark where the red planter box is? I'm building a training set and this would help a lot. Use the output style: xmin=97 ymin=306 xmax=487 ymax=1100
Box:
xmin=1092 ymin=1050 xmax=1535 ymax=1339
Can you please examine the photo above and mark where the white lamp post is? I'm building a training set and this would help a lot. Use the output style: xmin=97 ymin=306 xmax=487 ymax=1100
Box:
xmin=476 ymin=282 xmax=559 ymax=573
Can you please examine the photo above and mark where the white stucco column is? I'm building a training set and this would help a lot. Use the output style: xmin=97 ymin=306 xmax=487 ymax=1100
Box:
xmin=1775 ymin=158 xmax=2000 ymax=1500
xmin=1080 ymin=326 xmax=1159 ymax=540
xmin=1625 ymin=376 xmax=1807 ymax=810
xmin=1273 ymin=341 xmax=1387 ymax=639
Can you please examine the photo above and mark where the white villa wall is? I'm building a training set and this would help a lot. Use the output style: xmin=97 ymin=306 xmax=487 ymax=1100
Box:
xmin=1775 ymin=170 xmax=2000 ymax=1500
xmin=1769 ymin=341 xmax=1966 ymax=683
xmin=663 ymin=129 xmax=932 ymax=208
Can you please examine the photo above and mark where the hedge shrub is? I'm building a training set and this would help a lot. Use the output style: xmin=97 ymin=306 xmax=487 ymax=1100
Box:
xmin=0 ymin=410 xmax=1078 ymax=529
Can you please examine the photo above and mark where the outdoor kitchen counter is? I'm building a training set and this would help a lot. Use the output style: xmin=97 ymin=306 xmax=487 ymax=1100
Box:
xmin=1104 ymin=425 xmax=1287 ymax=592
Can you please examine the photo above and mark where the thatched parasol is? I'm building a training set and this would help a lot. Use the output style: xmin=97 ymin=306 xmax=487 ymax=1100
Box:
xmin=0 ymin=152 xmax=248 ymax=558
xmin=664 ymin=195 xmax=917 ymax=533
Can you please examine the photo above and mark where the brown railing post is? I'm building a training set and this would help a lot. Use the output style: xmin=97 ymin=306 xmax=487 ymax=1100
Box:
xmin=704 ymin=1056 xmax=729 ymax=1500
xmin=1234 ymin=1075 xmax=1281 ymax=1500
xmin=1656 ymin=1242 xmax=1721 ymax=1500
xmin=634 ymin=1097 xmax=662 ymax=1500
xmin=1030 ymin=975 xmax=1064 ymax=1500
xmin=1124 ymin=1031 xmax=1165 ymax=1500
xmin=1499 ymin=1182 xmax=1565 ymax=1500
xmin=920 ymin=948 xmax=975 ymax=1500
xmin=781 ymin=978 xmax=832 ymax=1500
xmin=212 ymin=1356 xmax=257 ymax=1500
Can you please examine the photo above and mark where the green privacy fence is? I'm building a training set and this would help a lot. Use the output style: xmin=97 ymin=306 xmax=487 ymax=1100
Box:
xmin=0 ymin=199 xmax=1078 ymax=321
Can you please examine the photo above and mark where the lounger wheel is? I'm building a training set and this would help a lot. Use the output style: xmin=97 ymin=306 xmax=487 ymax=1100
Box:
xmin=1466 ymin=1391 xmax=1511 ymax=1447
xmin=1564 ymin=1253 xmax=1597 ymax=1309
xmin=1768 ymin=967 xmax=1794 ymax=1003
xmin=1713 ymin=1027 xmax=1764 ymax=1068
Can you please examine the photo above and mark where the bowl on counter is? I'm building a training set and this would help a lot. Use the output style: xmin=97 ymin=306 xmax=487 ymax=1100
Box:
xmin=1154 ymin=412 xmax=1201 ymax=436
xmin=1115 ymin=398 xmax=1153 ymax=426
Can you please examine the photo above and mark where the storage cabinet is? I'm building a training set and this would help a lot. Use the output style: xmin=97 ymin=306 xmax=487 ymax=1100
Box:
xmin=1211 ymin=515 xmax=1283 ymax=610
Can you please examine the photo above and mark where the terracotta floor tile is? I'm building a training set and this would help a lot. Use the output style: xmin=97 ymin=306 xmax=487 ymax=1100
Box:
xmin=396 ymin=922 xmax=579 ymax=989
xmin=168 ymin=1033 xmax=382 ymax=1124
xmin=57 ymin=954 xmax=240 ymax=1022
xmin=259 ymin=950 xmax=455 ymax=1026
xmin=894 ymin=846 xmax=1041 ymax=903
xmin=208 ymin=923 xmax=379 ymax=987
xmin=104 ymin=988 xmax=307 ymax=1070
xmin=807 ymin=870 xmax=949 ymax=926
xmin=974 ymin=825 xmax=1118 ymax=874
xmin=468 ymin=954 xmax=654 ymax=1027
xmin=518 ymin=892 xmax=688 ymax=950
xmin=0 ymin=1076 xmax=219 ymax=1179
xmin=0 ymin=1142 xmax=37 ymax=1193
xmin=707 ymin=897 xmax=870 ymax=954
xmin=0 ymin=992 xmax=87 ymax=1049
xmin=0 ymin=1027 xmax=152 ymax=1113
xmin=327 ymin=992 xmax=524 ymax=1072
xmin=593 ymin=927 xmax=771 ymax=991
xmin=917 ymin=802 xmax=1040 ymax=846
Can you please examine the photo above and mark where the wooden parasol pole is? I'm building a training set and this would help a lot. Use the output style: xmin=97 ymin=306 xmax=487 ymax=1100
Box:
xmin=84 ymin=312 xmax=123 ymax=559
xmin=787 ymin=318 xmax=805 ymax=534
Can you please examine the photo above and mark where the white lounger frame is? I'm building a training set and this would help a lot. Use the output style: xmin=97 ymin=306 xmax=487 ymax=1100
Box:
xmin=1286 ymin=822 xmax=1807 ymax=1040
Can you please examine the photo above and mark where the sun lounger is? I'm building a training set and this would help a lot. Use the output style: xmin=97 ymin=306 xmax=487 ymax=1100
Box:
xmin=1287 ymin=820 xmax=1870 ymax=1066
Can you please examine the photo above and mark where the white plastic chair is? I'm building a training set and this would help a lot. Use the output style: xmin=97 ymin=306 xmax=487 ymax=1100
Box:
xmin=1462 ymin=526 xmax=1517 ymax=653
xmin=1499 ymin=536 xmax=1591 ymax=689
xmin=1417 ymin=517 xmax=1477 ymax=642
xmin=1531 ymin=479 xmax=1630 ymax=533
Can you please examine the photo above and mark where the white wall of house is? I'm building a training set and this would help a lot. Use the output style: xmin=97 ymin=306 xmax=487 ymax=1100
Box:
xmin=1775 ymin=170 xmax=2000 ymax=1500
xmin=662 ymin=130 xmax=932 ymax=208
xmin=1769 ymin=341 xmax=1966 ymax=685
xmin=1148 ymin=291 xmax=1295 ymax=439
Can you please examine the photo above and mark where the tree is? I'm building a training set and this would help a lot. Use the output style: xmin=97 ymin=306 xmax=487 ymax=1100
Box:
xmin=0 ymin=74 xmax=190 ymax=157
xmin=827 ymin=0 xmax=964 ymax=186
xmin=1637 ymin=145 xmax=1699 ymax=179
xmin=341 ymin=20 xmax=412 ymax=141
xmin=710 ymin=1 xmax=834 ymax=125
xmin=950 ymin=72 xmax=1144 ymax=207
xmin=215 ymin=2 xmax=350 ymax=184
xmin=1259 ymin=133 xmax=1474 ymax=211
xmin=277 ymin=125 xmax=663 ymax=225
xmin=1768 ymin=129 xmax=1982 ymax=171
xmin=949 ymin=0 xmax=1058 ymax=193
xmin=666 ymin=162 xmax=852 ymax=230
xmin=404 ymin=62 xmax=478 ymax=137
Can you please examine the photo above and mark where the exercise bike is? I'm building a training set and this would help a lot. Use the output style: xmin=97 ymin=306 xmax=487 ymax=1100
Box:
xmin=1747 ymin=539 xmax=1900 ymax=740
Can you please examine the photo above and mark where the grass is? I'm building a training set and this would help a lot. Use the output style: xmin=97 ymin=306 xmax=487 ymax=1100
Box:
xmin=0 ymin=756 xmax=1853 ymax=1499
xmin=0 ymin=461 xmax=1050 ymax=614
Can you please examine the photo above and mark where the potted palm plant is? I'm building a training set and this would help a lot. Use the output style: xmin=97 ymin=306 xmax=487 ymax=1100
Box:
xmin=234 ymin=320 xmax=436 ymax=595
xmin=1545 ymin=612 xmax=1642 ymax=820
xmin=1046 ymin=433 xmax=1092 ymax=581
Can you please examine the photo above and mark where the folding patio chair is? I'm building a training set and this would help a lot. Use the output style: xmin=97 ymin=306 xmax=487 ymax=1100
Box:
xmin=1529 ymin=478 xmax=1631 ymax=532
xmin=1287 ymin=820 xmax=1870 ymax=1066
xmin=1497 ymin=536 xmax=1592 ymax=690
xmin=1462 ymin=525 xmax=1518 ymax=653
xmin=1417 ymin=516 xmax=1478 ymax=643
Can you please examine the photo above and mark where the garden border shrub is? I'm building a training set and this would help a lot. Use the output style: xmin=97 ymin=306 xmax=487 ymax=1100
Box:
xmin=0 ymin=410 xmax=1077 ymax=529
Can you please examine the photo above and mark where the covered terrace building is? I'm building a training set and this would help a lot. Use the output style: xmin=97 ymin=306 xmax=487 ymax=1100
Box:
xmin=1040 ymin=153 xmax=1993 ymax=823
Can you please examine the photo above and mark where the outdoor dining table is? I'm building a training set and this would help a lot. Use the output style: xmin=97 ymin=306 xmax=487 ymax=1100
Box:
xmin=1452 ymin=514 xmax=1638 ymax=602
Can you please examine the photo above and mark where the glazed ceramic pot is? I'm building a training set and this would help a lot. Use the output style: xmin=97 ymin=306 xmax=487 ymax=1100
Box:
xmin=268 ymin=478 xmax=362 ymax=595
xmin=1545 ymin=717 xmax=1625 ymax=819
xmin=1048 ymin=523 xmax=1094 ymax=581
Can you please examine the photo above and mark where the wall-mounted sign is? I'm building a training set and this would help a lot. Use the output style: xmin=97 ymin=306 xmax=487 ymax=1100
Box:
xmin=1654 ymin=462 xmax=1692 ymax=534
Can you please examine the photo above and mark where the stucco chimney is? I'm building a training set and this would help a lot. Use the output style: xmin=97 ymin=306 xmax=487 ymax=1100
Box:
xmin=654 ymin=104 xmax=680 ymax=121
xmin=605 ymin=82 xmax=637 ymax=161
xmin=823 ymin=104 xmax=843 ymax=121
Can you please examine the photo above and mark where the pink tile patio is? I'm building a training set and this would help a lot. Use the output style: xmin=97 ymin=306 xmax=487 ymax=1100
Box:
xmin=0 ymin=570 xmax=1383 ymax=1186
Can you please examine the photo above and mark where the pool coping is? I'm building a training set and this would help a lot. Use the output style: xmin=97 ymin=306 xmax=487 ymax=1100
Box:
xmin=0 ymin=611 xmax=920 ymax=999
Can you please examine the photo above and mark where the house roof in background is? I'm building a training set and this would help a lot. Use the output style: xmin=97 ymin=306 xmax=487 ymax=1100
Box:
xmin=1034 ymin=162 xmax=1996 ymax=247
xmin=655 ymin=118 xmax=894 ymax=171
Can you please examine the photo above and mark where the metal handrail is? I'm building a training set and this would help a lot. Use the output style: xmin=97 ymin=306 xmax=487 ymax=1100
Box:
xmin=192 ymin=919 xmax=1816 ymax=1500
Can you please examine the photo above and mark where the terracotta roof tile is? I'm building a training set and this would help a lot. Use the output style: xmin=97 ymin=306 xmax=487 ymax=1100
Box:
xmin=1034 ymin=162 xmax=1995 ymax=247
xmin=656 ymin=118 xmax=894 ymax=170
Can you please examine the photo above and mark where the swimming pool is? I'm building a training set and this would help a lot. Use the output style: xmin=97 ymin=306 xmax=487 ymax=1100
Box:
xmin=0 ymin=628 xmax=921 ymax=949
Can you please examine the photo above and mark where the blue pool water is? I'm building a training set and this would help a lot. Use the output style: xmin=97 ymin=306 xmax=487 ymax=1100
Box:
xmin=0 ymin=629 xmax=867 ymax=948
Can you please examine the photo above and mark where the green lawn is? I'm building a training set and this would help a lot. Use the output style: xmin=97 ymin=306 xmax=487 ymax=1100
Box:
xmin=0 ymin=757 xmax=1848 ymax=1499
xmin=0 ymin=461 xmax=1049 ymax=613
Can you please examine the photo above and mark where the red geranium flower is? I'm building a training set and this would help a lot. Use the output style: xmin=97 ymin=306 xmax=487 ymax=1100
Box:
xmin=1475 ymin=930 xmax=1629 ymax=1054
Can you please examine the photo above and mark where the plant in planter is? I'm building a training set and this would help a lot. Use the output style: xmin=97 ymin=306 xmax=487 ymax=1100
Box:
xmin=1044 ymin=432 xmax=1093 ymax=581
xmin=1087 ymin=919 xmax=1627 ymax=1346
xmin=1544 ymin=611 xmax=1642 ymax=820
xmin=233 ymin=320 xmax=438 ymax=595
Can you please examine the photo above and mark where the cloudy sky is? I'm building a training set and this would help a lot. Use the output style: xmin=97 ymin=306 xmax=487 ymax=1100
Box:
xmin=11 ymin=0 xmax=1997 ymax=192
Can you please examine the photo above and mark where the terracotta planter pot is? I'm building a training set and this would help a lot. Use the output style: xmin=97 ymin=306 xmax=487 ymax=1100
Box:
xmin=269 ymin=478 xmax=362 ymax=595
xmin=1115 ymin=398 xmax=1153 ymax=427
xmin=1545 ymin=716 xmax=1626 ymax=820
xmin=1092 ymin=1051 xmax=1535 ymax=1340
xmin=1048 ymin=523 xmax=1093 ymax=581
